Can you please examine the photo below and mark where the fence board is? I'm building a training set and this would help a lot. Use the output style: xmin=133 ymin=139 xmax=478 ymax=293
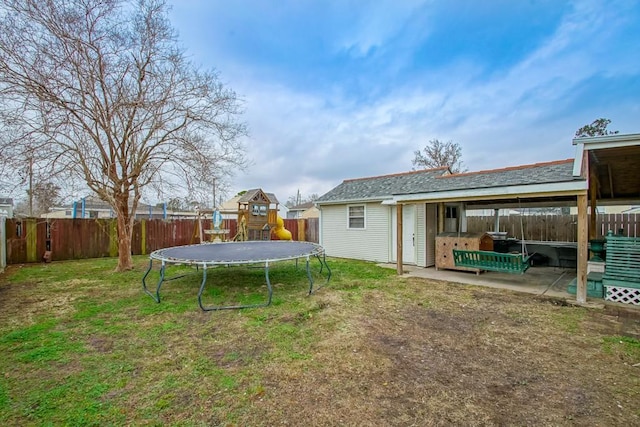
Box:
xmin=282 ymin=219 xmax=299 ymax=240
xmin=468 ymin=214 xmax=576 ymax=241
xmin=0 ymin=217 xmax=5 ymax=272
xmin=6 ymin=219 xmax=26 ymax=264
xmin=467 ymin=213 xmax=639 ymax=241
xmin=306 ymin=218 xmax=319 ymax=243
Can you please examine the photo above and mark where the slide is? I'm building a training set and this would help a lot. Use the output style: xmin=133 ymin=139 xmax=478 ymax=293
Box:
xmin=272 ymin=216 xmax=292 ymax=240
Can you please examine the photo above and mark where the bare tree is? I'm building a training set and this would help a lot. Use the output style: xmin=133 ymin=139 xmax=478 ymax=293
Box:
xmin=0 ymin=0 xmax=246 ymax=270
xmin=575 ymin=118 xmax=619 ymax=138
xmin=27 ymin=181 xmax=62 ymax=216
xmin=286 ymin=191 xmax=318 ymax=208
xmin=412 ymin=139 xmax=465 ymax=173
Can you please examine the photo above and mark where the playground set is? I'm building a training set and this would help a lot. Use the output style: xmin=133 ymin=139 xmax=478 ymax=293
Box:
xmin=194 ymin=188 xmax=291 ymax=243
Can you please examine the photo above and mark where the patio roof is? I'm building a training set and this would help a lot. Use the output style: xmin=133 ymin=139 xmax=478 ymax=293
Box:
xmin=573 ymin=133 xmax=640 ymax=205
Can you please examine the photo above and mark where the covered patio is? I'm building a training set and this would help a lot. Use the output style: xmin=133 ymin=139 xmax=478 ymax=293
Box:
xmin=392 ymin=133 xmax=640 ymax=307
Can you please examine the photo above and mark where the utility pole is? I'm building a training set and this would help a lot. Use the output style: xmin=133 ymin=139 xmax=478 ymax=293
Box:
xmin=28 ymin=156 xmax=33 ymax=217
xmin=212 ymin=178 xmax=216 ymax=209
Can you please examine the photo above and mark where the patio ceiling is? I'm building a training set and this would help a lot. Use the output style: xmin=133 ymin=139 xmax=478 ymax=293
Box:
xmin=588 ymin=144 xmax=640 ymax=204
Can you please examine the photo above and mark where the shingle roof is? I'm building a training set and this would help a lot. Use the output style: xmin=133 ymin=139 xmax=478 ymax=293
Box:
xmin=399 ymin=159 xmax=579 ymax=195
xmin=316 ymin=159 xmax=582 ymax=204
xmin=289 ymin=201 xmax=315 ymax=211
xmin=316 ymin=167 xmax=450 ymax=203
xmin=238 ymin=189 xmax=280 ymax=205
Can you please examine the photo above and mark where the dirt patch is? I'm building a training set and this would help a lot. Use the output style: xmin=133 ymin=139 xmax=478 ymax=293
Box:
xmin=240 ymin=279 xmax=640 ymax=426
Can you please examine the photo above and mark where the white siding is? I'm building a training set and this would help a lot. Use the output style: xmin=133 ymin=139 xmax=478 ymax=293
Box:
xmin=320 ymin=202 xmax=391 ymax=262
xmin=426 ymin=204 xmax=437 ymax=267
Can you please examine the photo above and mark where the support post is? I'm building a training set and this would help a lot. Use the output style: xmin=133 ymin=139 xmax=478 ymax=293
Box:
xmin=396 ymin=203 xmax=403 ymax=275
xmin=589 ymin=170 xmax=597 ymax=240
xmin=437 ymin=203 xmax=445 ymax=233
xmin=576 ymin=193 xmax=588 ymax=304
xmin=109 ymin=219 xmax=118 ymax=257
xmin=297 ymin=219 xmax=305 ymax=241
xmin=26 ymin=218 xmax=38 ymax=263
xmin=0 ymin=217 xmax=5 ymax=273
xmin=494 ymin=208 xmax=500 ymax=232
xmin=140 ymin=219 xmax=147 ymax=255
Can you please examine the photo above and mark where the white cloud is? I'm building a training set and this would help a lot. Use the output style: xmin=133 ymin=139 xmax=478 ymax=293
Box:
xmin=169 ymin=0 xmax=640 ymax=203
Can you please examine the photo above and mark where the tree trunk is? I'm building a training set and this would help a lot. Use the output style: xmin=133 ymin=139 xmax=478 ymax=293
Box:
xmin=115 ymin=206 xmax=134 ymax=271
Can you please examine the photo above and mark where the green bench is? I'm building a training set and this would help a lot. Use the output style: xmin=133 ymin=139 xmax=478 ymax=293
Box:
xmin=453 ymin=249 xmax=532 ymax=274
xmin=602 ymin=233 xmax=640 ymax=304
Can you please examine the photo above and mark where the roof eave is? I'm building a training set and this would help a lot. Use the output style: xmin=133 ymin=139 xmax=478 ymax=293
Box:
xmin=315 ymin=196 xmax=392 ymax=206
xmin=392 ymin=180 xmax=588 ymax=204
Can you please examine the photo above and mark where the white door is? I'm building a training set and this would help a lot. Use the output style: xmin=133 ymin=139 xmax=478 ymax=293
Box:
xmin=391 ymin=204 xmax=416 ymax=264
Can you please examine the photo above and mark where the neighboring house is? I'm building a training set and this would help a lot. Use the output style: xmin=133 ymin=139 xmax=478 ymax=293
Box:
xmin=569 ymin=204 xmax=635 ymax=215
xmin=316 ymin=160 xmax=586 ymax=267
xmin=0 ymin=198 xmax=14 ymax=218
xmin=218 ymin=195 xmax=242 ymax=220
xmin=42 ymin=197 xmax=196 ymax=219
xmin=286 ymin=201 xmax=319 ymax=219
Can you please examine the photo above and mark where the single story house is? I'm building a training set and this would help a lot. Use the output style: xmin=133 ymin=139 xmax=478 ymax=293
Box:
xmin=286 ymin=201 xmax=320 ymax=219
xmin=315 ymin=160 xmax=583 ymax=267
xmin=316 ymin=132 xmax=640 ymax=304
xmin=0 ymin=198 xmax=14 ymax=218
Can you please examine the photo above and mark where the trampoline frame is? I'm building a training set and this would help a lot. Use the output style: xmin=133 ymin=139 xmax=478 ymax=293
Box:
xmin=142 ymin=241 xmax=331 ymax=311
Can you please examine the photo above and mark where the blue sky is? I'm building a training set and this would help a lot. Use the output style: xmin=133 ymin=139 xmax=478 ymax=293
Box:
xmin=167 ymin=0 xmax=640 ymax=205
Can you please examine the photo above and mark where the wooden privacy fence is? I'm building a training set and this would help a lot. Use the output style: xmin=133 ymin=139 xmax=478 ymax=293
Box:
xmin=467 ymin=213 xmax=640 ymax=241
xmin=3 ymin=217 xmax=319 ymax=265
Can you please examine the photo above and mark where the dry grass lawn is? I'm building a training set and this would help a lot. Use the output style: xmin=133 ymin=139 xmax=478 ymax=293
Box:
xmin=0 ymin=256 xmax=639 ymax=426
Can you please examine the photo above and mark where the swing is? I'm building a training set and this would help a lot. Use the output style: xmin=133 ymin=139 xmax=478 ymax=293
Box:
xmin=453 ymin=200 xmax=532 ymax=274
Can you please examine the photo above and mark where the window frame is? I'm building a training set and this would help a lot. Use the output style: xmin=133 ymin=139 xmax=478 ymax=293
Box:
xmin=347 ymin=204 xmax=366 ymax=229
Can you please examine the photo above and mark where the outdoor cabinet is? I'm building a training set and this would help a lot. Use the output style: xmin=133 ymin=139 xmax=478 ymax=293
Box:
xmin=436 ymin=232 xmax=493 ymax=272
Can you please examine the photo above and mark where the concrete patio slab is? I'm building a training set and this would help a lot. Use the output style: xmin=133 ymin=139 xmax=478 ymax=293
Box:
xmin=380 ymin=264 xmax=581 ymax=300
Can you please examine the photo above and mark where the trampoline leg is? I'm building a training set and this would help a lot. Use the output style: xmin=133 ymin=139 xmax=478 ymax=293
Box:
xmin=197 ymin=267 xmax=209 ymax=311
xmin=142 ymin=259 xmax=164 ymax=303
xmin=305 ymin=256 xmax=314 ymax=294
xmin=306 ymin=252 xmax=332 ymax=295
xmin=320 ymin=252 xmax=332 ymax=283
xmin=263 ymin=263 xmax=274 ymax=306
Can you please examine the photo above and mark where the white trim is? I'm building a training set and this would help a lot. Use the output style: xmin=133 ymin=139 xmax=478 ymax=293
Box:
xmin=573 ymin=143 xmax=584 ymax=177
xmin=572 ymin=132 xmax=640 ymax=148
xmin=347 ymin=204 xmax=366 ymax=230
xmin=317 ymin=198 xmax=391 ymax=207
xmin=392 ymin=181 xmax=587 ymax=204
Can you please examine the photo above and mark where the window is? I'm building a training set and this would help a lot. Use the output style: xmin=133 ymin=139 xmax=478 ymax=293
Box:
xmin=445 ymin=206 xmax=457 ymax=219
xmin=348 ymin=205 xmax=365 ymax=229
xmin=252 ymin=204 xmax=267 ymax=216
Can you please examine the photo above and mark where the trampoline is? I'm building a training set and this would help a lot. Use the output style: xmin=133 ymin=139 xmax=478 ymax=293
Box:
xmin=142 ymin=240 xmax=331 ymax=311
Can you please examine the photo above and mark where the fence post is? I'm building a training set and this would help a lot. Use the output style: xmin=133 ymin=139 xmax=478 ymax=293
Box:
xmin=297 ymin=219 xmax=305 ymax=241
xmin=140 ymin=219 xmax=147 ymax=255
xmin=109 ymin=219 xmax=118 ymax=257
xmin=26 ymin=218 xmax=38 ymax=263
xmin=0 ymin=217 xmax=5 ymax=273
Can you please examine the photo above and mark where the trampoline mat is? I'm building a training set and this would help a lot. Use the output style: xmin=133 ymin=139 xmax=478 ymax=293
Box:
xmin=151 ymin=240 xmax=323 ymax=265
